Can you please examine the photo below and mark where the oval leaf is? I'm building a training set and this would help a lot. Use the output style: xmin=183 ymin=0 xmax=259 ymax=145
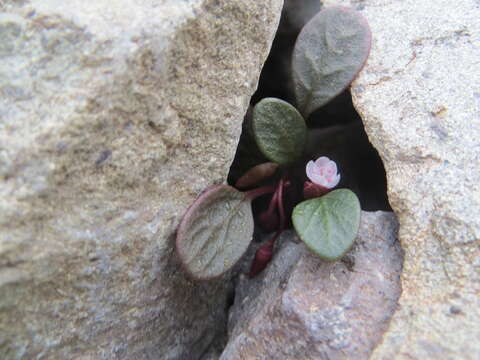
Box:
xmin=292 ymin=6 xmax=372 ymax=117
xmin=176 ymin=185 xmax=254 ymax=280
xmin=252 ymin=98 xmax=307 ymax=165
xmin=235 ymin=162 xmax=279 ymax=189
xmin=292 ymin=189 xmax=361 ymax=260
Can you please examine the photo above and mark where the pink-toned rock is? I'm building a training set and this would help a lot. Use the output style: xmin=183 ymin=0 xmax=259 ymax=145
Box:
xmin=221 ymin=211 xmax=403 ymax=359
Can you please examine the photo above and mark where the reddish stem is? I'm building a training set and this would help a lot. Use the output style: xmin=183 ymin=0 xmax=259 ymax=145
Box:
xmin=245 ymin=185 xmax=276 ymax=200
xmin=277 ymin=179 xmax=286 ymax=231
xmin=257 ymin=181 xmax=281 ymax=233
xmin=269 ymin=230 xmax=282 ymax=246
xmin=249 ymin=230 xmax=282 ymax=278
xmin=248 ymin=178 xmax=290 ymax=277
xmin=267 ymin=187 xmax=279 ymax=215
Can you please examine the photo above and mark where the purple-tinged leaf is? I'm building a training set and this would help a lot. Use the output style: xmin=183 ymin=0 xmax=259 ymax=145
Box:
xmin=292 ymin=6 xmax=372 ymax=117
xmin=235 ymin=162 xmax=279 ymax=189
xmin=176 ymin=185 xmax=254 ymax=280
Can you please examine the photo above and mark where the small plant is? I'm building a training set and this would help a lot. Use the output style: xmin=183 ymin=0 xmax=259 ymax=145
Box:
xmin=176 ymin=7 xmax=371 ymax=280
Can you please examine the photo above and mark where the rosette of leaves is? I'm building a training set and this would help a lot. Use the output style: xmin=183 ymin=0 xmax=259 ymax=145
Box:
xmin=177 ymin=98 xmax=308 ymax=280
xmin=176 ymin=6 xmax=371 ymax=280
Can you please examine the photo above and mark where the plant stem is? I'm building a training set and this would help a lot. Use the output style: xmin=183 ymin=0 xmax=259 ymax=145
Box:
xmin=249 ymin=230 xmax=282 ymax=278
xmin=248 ymin=178 xmax=290 ymax=277
xmin=266 ymin=185 xmax=279 ymax=215
xmin=245 ymin=185 xmax=276 ymax=200
xmin=277 ymin=179 xmax=286 ymax=231
xmin=268 ymin=230 xmax=282 ymax=246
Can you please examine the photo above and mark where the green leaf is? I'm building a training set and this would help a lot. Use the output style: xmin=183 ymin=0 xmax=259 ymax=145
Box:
xmin=292 ymin=189 xmax=361 ymax=260
xmin=292 ymin=6 xmax=372 ymax=117
xmin=176 ymin=185 xmax=254 ymax=280
xmin=252 ymin=98 xmax=307 ymax=165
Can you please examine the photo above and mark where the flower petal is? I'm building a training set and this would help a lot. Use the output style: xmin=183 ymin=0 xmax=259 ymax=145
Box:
xmin=309 ymin=172 xmax=329 ymax=187
xmin=326 ymin=160 xmax=337 ymax=174
xmin=330 ymin=173 xmax=341 ymax=188
xmin=315 ymin=156 xmax=330 ymax=167
xmin=306 ymin=160 xmax=316 ymax=182
xmin=307 ymin=156 xmax=340 ymax=188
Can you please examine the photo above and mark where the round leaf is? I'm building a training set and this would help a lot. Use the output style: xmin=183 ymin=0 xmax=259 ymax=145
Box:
xmin=176 ymin=185 xmax=254 ymax=280
xmin=292 ymin=189 xmax=361 ymax=261
xmin=292 ymin=6 xmax=372 ymax=117
xmin=252 ymin=98 xmax=307 ymax=165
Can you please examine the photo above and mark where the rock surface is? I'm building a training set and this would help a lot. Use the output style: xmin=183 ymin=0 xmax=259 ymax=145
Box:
xmin=0 ymin=0 xmax=282 ymax=358
xmin=221 ymin=212 xmax=403 ymax=359
xmin=323 ymin=0 xmax=480 ymax=358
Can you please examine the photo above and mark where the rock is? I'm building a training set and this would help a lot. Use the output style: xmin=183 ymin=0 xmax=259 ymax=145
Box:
xmin=221 ymin=211 xmax=403 ymax=359
xmin=323 ymin=0 xmax=480 ymax=358
xmin=0 ymin=0 xmax=282 ymax=358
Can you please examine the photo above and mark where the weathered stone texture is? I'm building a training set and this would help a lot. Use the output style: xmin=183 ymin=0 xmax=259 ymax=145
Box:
xmin=221 ymin=212 xmax=403 ymax=359
xmin=323 ymin=0 xmax=480 ymax=358
xmin=0 ymin=0 xmax=283 ymax=358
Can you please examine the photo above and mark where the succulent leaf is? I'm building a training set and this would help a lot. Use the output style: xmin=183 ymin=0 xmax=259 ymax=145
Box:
xmin=252 ymin=98 xmax=307 ymax=165
xmin=292 ymin=6 xmax=372 ymax=117
xmin=292 ymin=189 xmax=361 ymax=260
xmin=235 ymin=162 xmax=279 ymax=189
xmin=176 ymin=185 xmax=254 ymax=280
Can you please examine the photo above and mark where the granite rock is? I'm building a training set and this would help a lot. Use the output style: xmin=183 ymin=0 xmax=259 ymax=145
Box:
xmin=323 ymin=0 xmax=480 ymax=358
xmin=221 ymin=212 xmax=403 ymax=359
xmin=0 ymin=0 xmax=283 ymax=358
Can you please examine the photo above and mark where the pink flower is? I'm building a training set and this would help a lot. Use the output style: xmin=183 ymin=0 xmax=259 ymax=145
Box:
xmin=306 ymin=157 xmax=340 ymax=189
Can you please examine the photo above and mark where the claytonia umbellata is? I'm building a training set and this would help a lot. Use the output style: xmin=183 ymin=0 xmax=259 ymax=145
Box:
xmin=304 ymin=157 xmax=340 ymax=199
xmin=306 ymin=156 xmax=340 ymax=187
xmin=176 ymin=6 xmax=368 ymax=280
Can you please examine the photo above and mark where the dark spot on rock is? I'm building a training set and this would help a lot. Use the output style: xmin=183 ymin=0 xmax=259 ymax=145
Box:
xmin=95 ymin=150 xmax=111 ymax=166
xmin=148 ymin=120 xmax=161 ymax=133
xmin=431 ymin=124 xmax=448 ymax=140
xmin=449 ymin=306 xmax=462 ymax=315
xmin=56 ymin=142 xmax=69 ymax=153
xmin=342 ymin=254 xmax=355 ymax=271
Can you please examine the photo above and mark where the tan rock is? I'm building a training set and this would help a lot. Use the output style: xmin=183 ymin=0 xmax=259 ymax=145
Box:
xmin=221 ymin=212 xmax=403 ymax=359
xmin=0 ymin=0 xmax=283 ymax=358
xmin=322 ymin=0 xmax=480 ymax=358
